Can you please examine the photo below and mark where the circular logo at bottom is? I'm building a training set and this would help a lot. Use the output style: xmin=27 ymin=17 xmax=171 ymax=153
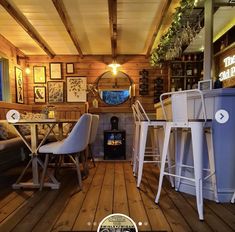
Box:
xmin=97 ymin=213 xmax=138 ymax=232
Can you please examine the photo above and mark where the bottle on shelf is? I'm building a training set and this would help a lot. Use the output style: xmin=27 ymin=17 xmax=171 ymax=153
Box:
xmin=193 ymin=65 xmax=198 ymax=76
xmin=186 ymin=63 xmax=193 ymax=76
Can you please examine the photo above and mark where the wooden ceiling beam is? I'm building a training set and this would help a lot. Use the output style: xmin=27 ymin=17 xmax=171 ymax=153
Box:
xmin=146 ymin=0 xmax=172 ymax=57
xmin=52 ymin=0 xmax=83 ymax=58
xmin=108 ymin=0 xmax=117 ymax=59
xmin=0 ymin=0 xmax=55 ymax=58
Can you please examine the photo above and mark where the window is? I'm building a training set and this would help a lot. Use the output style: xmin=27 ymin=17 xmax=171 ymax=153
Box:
xmin=0 ymin=58 xmax=10 ymax=102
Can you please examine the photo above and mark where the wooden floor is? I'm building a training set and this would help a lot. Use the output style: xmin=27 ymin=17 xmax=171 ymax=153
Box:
xmin=0 ymin=161 xmax=234 ymax=232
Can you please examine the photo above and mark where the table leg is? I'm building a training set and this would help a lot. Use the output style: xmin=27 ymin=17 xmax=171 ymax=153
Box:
xmin=12 ymin=123 xmax=60 ymax=189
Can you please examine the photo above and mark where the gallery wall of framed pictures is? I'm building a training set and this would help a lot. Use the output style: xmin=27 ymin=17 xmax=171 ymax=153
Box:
xmin=30 ymin=62 xmax=87 ymax=104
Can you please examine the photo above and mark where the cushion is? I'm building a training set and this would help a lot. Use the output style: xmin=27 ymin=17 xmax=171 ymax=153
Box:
xmin=0 ymin=121 xmax=18 ymax=140
xmin=19 ymin=112 xmax=46 ymax=135
xmin=39 ymin=140 xmax=64 ymax=154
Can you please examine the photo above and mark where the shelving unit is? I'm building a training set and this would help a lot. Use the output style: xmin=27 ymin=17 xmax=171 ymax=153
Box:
xmin=139 ymin=69 xmax=149 ymax=95
xmin=170 ymin=54 xmax=203 ymax=91
xmin=153 ymin=77 xmax=164 ymax=103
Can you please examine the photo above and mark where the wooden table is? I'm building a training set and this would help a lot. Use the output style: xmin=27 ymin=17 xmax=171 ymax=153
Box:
xmin=11 ymin=119 xmax=77 ymax=189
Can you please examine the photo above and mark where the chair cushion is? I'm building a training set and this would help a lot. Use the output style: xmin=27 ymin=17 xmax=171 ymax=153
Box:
xmin=39 ymin=140 xmax=64 ymax=154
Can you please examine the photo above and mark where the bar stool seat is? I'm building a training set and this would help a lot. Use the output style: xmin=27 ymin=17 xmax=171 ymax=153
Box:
xmin=155 ymin=89 xmax=218 ymax=220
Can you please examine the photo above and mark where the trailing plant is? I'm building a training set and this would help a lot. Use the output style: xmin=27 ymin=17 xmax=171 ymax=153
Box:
xmin=150 ymin=0 xmax=196 ymax=66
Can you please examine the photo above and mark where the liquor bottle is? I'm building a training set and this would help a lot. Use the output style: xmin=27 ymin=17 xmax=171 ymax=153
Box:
xmin=193 ymin=64 xmax=198 ymax=76
xmin=186 ymin=63 xmax=193 ymax=76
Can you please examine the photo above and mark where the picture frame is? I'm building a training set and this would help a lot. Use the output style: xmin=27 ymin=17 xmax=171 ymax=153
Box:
xmin=48 ymin=81 xmax=64 ymax=103
xmin=66 ymin=63 xmax=74 ymax=74
xmin=49 ymin=62 xmax=62 ymax=80
xmin=198 ymin=80 xmax=212 ymax=91
xmin=15 ymin=67 xmax=24 ymax=103
xmin=33 ymin=66 xmax=46 ymax=83
xmin=66 ymin=76 xmax=87 ymax=102
xmin=34 ymin=86 xmax=46 ymax=103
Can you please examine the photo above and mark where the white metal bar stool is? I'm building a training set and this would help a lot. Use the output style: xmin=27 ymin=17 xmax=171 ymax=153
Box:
xmin=132 ymin=100 xmax=174 ymax=188
xmin=155 ymin=89 xmax=218 ymax=220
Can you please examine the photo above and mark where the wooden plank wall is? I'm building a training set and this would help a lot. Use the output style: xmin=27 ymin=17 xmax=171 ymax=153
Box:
xmin=1 ymin=33 xmax=168 ymax=112
xmin=26 ymin=55 xmax=168 ymax=112
xmin=0 ymin=102 xmax=31 ymax=120
xmin=32 ymin=104 xmax=85 ymax=120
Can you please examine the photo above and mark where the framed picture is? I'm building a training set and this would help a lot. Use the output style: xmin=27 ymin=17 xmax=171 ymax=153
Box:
xmin=15 ymin=67 xmax=24 ymax=103
xmin=198 ymin=80 xmax=212 ymax=91
xmin=66 ymin=76 xmax=87 ymax=102
xmin=50 ymin=62 xmax=62 ymax=79
xmin=66 ymin=63 xmax=74 ymax=74
xmin=34 ymin=86 xmax=46 ymax=103
xmin=48 ymin=81 xmax=64 ymax=103
xmin=33 ymin=66 xmax=46 ymax=83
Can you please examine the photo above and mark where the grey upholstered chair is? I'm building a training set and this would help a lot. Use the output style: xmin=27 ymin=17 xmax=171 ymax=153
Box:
xmin=39 ymin=113 xmax=92 ymax=190
xmin=88 ymin=114 xmax=99 ymax=167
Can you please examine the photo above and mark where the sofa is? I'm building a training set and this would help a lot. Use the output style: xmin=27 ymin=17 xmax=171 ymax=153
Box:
xmin=0 ymin=120 xmax=30 ymax=172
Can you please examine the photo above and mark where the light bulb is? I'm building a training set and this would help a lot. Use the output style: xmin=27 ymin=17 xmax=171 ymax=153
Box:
xmin=25 ymin=67 xmax=30 ymax=75
xmin=108 ymin=62 xmax=121 ymax=75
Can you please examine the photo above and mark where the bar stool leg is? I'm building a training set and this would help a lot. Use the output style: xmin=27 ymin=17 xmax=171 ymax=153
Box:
xmin=137 ymin=122 xmax=148 ymax=187
xmin=162 ymin=126 xmax=174 ymax=188
xmin=133 ymin=124 xmax=140 ymax=175
xmin=155 ymin=124 xmax=172 ymax=203
xmin=231 ymin=192 xmax=235 ymax=203
xmin=175 ymin=129 xmax=188 ymax=191
xmin=191 ymin=123 xmax=204 ymax=220
xmin=205 ymin=128 xmax=219 ymax=203
xmin=150 ymin=128 xmax=158 ymax=159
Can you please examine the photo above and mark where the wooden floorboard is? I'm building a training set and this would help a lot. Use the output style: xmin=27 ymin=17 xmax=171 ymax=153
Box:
xmin=140 ymin=168 xmax=172 ymax=231
xmin=124 ymin=162 xmax=152 ymax=231
xmin=113 ymin=162 xmax=129 ymax=215
xmin=92 ymin=162 xmax=115 ymax=231
xmin=0 ymin=161 xmax=234 ymax=232
xmin=145 ymin=164 xmax=193 ymax=232
xmin=182 ymin=193 xmax=234 ymax=232
xmin=51 ymin=163 xmax=98 ymax=232
xmin=72 ymin=162 xmax=106 ymax=231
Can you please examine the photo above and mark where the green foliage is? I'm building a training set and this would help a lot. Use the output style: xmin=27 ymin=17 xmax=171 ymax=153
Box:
xmin=150 ymin=0 xmax=195 ymax=66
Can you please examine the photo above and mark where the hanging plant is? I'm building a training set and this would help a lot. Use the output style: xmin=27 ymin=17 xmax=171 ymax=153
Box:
xmin=150 ymin=0 xmax=195 ymax=66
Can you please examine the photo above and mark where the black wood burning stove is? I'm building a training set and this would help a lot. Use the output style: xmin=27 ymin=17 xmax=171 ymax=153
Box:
xmin=104 ymin=116 xmax=126 ymax=160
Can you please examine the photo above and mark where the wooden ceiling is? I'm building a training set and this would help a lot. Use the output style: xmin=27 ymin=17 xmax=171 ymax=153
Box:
xmin=0 ymin=0 xmax=234 ymax=58
xmin=0 ymin=0 xmax=180 ymax=57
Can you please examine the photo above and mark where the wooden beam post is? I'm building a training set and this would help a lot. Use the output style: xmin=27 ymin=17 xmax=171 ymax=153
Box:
xmin=0 ymin=0 xmax=55 ymax=58
xmin=108 ymin=0 xmax=117 ymax=58
xmin=146 ymin=0 xmax=172 ymax=58
xmin=203 ymin=0 xmax=214 ymax=80
xmin=52 ymin=0 xmax=83 ymax=58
